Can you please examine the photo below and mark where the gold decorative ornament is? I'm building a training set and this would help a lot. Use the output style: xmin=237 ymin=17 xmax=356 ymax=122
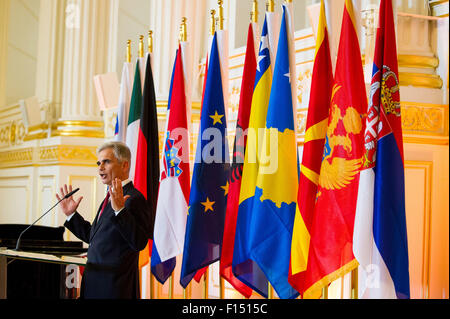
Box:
xmin=139 ymin=35 xmax=144 ymax=58
xmin=180 ymin=18 xmax=187 ymax=42
xmin=127 ymin=40 xmax=132 ymax=63
xmin=148 ymin=31 xmax=153 ymax=53
xmin=252 ymin=0 xmax=258 ymax=23
xmin=266 ymin=0 xmax=274 ymax=12
xmin=217 ymin=0 xmax=224 ymax=31
xmin=210 ymin=9 xmax=216 ymax=35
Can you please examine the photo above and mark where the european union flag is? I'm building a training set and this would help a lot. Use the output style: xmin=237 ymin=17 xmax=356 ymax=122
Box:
xmin=180 ymin=34 xmax=230 ymax=288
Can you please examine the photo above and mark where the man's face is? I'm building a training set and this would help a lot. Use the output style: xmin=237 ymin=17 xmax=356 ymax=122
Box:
xmin=96 ymin=148 xmax=128 ymax=186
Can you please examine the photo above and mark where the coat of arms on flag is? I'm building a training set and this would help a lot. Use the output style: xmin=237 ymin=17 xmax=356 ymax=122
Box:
xmin=163 ymin=133 xmax=183 ymax=178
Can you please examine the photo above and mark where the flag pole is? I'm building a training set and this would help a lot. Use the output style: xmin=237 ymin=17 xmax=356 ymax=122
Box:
xmin=252 ymin=0 xmax=258 ymax=23
xmin=126 ymin=40 xmax=132 ymax=63
xmin=266 ymin=0 xmax=274 ymax=12
xmin=351 ymin=268 xmax=358 ymax=299
xmin=169 ymin=274 xmax=174 ymax=299
xmin=219 ymin=277 xmax=224 ymax=299
xmin=321 ymin=286 xmax=328 ymax=299
xmin=217 ymin=0 xmax=224 ymax=30
xmin=148 ymin=30 xmax=153 ymax=53
xmin=210 ymin=9 xmax=216 ymax=35
xmin=139 ymin=35 xmax=144 ymax=58
xmin=180 ymin=17 xmax=187 ymax=42
xmin=149 ymin=273 xmax=154 ymax=299
xmin=268 ymin=283 xmax=273 ymax=299
xmin=203 ymin=267 xmax=209 ymax=299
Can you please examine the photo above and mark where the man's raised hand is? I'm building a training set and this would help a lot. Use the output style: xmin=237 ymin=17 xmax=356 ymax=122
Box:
xmin=56 ymin=184 xmax=83 ymax=216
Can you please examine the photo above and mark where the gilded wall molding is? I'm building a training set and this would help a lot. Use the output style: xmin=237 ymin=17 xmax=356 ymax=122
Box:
xmin=0 ymin=145 xmax=98 ymax=169
xmin=398 ymin=55 xmax=440 ymax=69
xmin=401 ymin=102 xmax=449 ymax=145
xmin=399 ymin=72 xmax=444 ymax=89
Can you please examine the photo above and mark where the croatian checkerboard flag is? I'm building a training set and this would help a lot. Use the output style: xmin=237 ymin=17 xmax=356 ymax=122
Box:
xmin=151 ymin=44 xmax=190 ymax=283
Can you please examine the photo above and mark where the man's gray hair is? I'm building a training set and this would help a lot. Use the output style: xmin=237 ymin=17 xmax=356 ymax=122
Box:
xmin=97 ymin=141 xmax=131 ymax=164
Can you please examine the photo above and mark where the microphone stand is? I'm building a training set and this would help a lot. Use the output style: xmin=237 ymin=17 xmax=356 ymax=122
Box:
xmin=15 ymin=188 xmax=79 ymax=251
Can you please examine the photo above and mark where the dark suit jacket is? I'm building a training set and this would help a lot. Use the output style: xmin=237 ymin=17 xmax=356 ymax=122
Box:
xmin=64 ymin=182 xmax=151 ymax=299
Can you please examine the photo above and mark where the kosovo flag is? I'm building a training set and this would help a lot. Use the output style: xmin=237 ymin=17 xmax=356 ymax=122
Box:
xmin=245 ymin=6 xmax=299 ymax=299
xmin=180 ymin=34 xmax=230 ymax=288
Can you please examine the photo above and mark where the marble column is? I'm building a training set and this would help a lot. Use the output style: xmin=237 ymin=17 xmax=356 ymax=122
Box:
xmin=34 ymin=0 xmax=67 ymax=123
xmin=149 ymin=0 xmax=209 ymax=103
xmin=60 ymin=0 xmax=115 ymax=123
xmin=0 ymin=0 xmax=10 ymax=109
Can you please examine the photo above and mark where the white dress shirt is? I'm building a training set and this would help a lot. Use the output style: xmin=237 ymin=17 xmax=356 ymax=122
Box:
xmin=66 ymin=179 xmax=131 ymax=222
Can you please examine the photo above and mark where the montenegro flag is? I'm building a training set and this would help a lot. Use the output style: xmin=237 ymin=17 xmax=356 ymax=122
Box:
xmin=302 ymin=0 xmax=367 ymax=298
xmin=288 ymin=0 xmax=333 ymax=295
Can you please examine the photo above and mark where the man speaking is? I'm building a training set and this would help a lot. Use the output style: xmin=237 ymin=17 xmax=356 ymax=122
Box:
xmin=56 ymin=141 xmax=151 ymax=299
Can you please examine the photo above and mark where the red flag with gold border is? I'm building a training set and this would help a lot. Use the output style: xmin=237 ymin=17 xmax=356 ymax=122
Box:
xmin=302 ymin=0 xmax=367 ymax=298
xmin=288 ymin=0 xmax=333 ymax=295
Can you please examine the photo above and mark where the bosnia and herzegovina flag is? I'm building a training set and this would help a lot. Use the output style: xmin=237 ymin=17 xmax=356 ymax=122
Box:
xmin=151 ymin=44 xmax=190 ymax=284
xmin=289 ymin=0 xmax=333 ymax=295
xmin=232 ymin=14 xmax=273 ymax=299
xmin=302 ymin=0 xmax=367 ymax=299
xmin=353 ymin=0 xmax=410 ymax=299
xmin=180 ymin=34 xmax=230 ymax=288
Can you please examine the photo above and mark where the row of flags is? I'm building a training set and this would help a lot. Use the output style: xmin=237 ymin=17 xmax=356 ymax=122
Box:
xmin=114 ymin=0 xmax=410 ymax=299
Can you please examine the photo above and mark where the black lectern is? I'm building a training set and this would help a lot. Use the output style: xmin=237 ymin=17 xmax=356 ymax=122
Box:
xmin=0 ymin=224 xmax=87 ymax=299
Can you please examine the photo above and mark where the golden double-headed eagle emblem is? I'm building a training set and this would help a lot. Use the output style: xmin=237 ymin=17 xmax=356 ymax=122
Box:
xmin=318 ymin=85 xmax=363 ymax=191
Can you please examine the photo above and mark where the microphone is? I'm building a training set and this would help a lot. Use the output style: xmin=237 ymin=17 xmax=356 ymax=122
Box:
xmin=15 ymin=188 xmax=80 ymax=251
xmin=64 ymin=187 xmax=80 ymax=199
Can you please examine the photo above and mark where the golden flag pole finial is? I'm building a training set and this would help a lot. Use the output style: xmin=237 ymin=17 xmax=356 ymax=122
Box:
xmin=148 ymin=31 xmax=153 ymax=53
xmin=217 ymin=0 xmax=224 ymax=30
xmin=266 ymin=0 xmax=274 ymax=12
xmin=139 ymin=35 xmax=144 ymax=58
xmin=252 ymin=0 xmax=258 ymax=23
xmin=210 ymin=9 xmax=216 ymax=35
xmin=126 ymin=40 xmax=131 ymax=63
xmin=180 ymin=17 xmax=187 ymax=42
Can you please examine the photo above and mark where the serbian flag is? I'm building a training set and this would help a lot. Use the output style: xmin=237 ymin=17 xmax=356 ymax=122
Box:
xmin=302 ymin=0 xmax=367 ymax=298
xmin=151 ymin=44 xmax=190 ymax=283
xmin=353 ymin=0 xmax=410 ymax=299
xmin=133 ymin=53 xmax=159 ymax=268
xmin=180 ymin=34 xmax=230 ymax=288
xmin=289 ymin=0 xmax=333 ymax=295
xmin=220 ymin=22 xmax=256 ymax=299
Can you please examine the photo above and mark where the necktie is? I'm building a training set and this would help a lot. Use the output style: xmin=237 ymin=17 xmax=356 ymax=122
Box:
xmin=98 ymin=192 xmax=110 ymax=219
